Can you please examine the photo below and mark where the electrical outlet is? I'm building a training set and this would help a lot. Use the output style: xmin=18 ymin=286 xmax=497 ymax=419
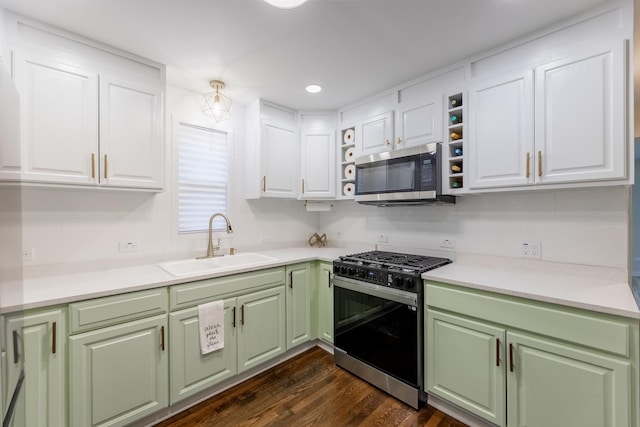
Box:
xmin=119 ymin=241 xmax=139 ymax=253
xmin=440 ymin=239 xmax=455 ymax=249
xmin=521 ymin=241 xmax=541 ymax=258
xmin=376 ymin=234 xmax=388 ymax=243
xmin=22 ymin=248 xmax=33 ymax=261
xmin=260 ymin=232 xmax=271 ymax=241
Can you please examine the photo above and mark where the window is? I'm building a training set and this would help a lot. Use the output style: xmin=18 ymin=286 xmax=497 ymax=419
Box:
xmin=177 ymin=122 xmax=228 ymax=234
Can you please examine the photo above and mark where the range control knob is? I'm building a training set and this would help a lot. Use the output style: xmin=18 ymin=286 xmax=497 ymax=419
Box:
xmin=393 ymin=276 xmax=403 ymax=288
xmin=404 ymin=277 xmax=415 ymax=289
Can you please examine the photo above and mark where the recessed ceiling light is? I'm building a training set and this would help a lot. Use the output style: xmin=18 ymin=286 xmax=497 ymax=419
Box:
xmin=306 ymin=84 xmax=322 ymax=94
xmin=264 ymin=0 xmax=308 ymax=9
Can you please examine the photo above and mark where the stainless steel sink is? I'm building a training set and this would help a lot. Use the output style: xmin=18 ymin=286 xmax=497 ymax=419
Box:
xmin=157 ymin=253 xmax=277 ymax=277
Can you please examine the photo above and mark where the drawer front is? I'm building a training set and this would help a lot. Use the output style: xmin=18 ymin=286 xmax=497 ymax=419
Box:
xmin=69 ymin=288 xmax=168 ymax=334
xmin=426 ymin=282 xmax=632 ymax=357
xmin=170 ymin=267 xmax=285 ymax=311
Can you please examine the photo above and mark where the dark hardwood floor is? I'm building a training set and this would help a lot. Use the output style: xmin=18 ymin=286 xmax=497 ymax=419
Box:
xmin=155 ymin=346 xmax=468 ymax=427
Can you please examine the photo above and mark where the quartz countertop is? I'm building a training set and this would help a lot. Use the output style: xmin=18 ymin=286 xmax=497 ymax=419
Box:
xmin=422 ymin=253 xmax=640 ymax=319
xmin=2 ymin=248 xmax=639 ymax=320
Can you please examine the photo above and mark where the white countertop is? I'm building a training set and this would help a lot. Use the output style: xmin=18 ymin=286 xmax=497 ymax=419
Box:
xmin=2 ymin=248 xmax=639 ymax=319
xmin=422 ymin=253 xmax=640 ymax=319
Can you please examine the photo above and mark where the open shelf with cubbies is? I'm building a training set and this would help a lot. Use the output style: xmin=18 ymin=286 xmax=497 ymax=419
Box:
xmin=446 ymin=92 xmax=465 ymax=192
xmin=340 ymin=127 xmax=356 ymax=198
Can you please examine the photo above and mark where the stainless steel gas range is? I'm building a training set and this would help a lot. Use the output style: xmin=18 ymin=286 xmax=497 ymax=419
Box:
xmin=332 ymin=250 xmax=451 ymax=409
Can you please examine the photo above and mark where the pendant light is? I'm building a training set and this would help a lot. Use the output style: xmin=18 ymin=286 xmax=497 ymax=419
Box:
xmin=202 ymin=80 xmax=232 ymax=123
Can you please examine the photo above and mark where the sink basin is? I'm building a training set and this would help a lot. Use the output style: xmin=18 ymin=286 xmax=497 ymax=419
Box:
xmin=157 ymin=253 xmax=278 ymax=277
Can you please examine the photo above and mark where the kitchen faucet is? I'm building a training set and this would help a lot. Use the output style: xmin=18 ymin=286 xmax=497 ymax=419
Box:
xmin=197 ymin=213 xmax=233 ymax=259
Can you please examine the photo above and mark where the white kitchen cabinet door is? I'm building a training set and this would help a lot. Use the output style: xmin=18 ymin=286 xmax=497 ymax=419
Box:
xmin=397 ymin=97 xmax=442 ymax=149
xmin=534 ymin=44 xmax=626 ymax=184
xmin=14 ymin=51 xmax=98 ymax=185
xmin=355 ymin=111 xmax=394 ymax=156
xmin=99 ymin=77 xmax=164 ymax=190
xmin=260 ymin=121 xmax=298 ymax=198
xmin=300 ymin=113 xmax=336 ymax=199
xmin=468 ymin=70 xmax=534 ymax=189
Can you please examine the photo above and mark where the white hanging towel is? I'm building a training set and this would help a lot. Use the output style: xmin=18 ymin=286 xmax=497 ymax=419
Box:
xmin=198 ymin=300 xmax=225 ymax=354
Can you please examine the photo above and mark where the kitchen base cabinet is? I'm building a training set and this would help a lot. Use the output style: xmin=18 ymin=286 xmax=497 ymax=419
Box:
xmin=169 ymin=299 xmax=237 ymax=405
xmin=237 ymin=286 xmax=286 ymax=373
xmin=316 ymin=262 xmax=333 ymax=344
xmin=425 ymin=281 xmax=639 ymax=427
xmin=69 ymin=316 xmax=168 ymax=427
xmin=4 ymin=307 xmax=66 ymax=427
xmin=286 ymin=263 xmax=312 ymax=350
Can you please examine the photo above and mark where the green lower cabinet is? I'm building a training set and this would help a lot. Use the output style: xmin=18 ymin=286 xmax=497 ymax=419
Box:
xmin=169 ymin=298 xmax=237 ymax=404
xmin=68 ymin=315 xmax=168 ymax=427
xmin=237 ymin=286 xmax=286 ymax=373
xmin=285 ymin=263 xmax=312 ymax=350
xmin=316 ymin=262 xmax=333 ymax=344
xmin=507 ymin=331 xmax=632 ymax=427
xmin=4 ymin=307 xmax=66 ymax=427
xmin=427 ymin=309 xmax=506 ymax=426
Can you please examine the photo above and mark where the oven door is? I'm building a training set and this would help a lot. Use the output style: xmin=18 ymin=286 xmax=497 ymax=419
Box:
xmin=333 ymin=276 xmax=422 ymax=388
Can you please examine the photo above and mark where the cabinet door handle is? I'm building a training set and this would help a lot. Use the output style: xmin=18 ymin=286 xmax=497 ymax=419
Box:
xmin=526 ymin=152 xmax=531 ymax=178
xmin=241 ymin=305 xmax=245 ymax=325
xmin=328 ymin=271 xmax=332 ymax=288
xmin=397 ymin=137 xmax=401 ymax=145
xmin=104 ymin=154 xmax=108 ymax=179
xmin=160 ymin=326 xmax=165 ymax=351
xmin=289 ymin=271 xmax=293 ymax=289
xmin=301 ymin=179 xmax=305 ymax=194
xmin=509 ymin=343 xmax=514 ymax=372
xmin=262 ymin=176 xmax=266 ymax=192
xmin=91 ymin=153 xmax=96 ymax=178
xmin=385 ymin=139 xmax=390 ymax=146
xmin=495 ymin=338 xmax=500 ymax=367
xmin=52 ymin=322 xmax=57 ymax=354
xmin=232 ymin=306 xmax=236 ymax=328
xmin=537 ymin=151 xmax=542 ymax=177
xmin=12 ymin=330 xmax=18 ymax=364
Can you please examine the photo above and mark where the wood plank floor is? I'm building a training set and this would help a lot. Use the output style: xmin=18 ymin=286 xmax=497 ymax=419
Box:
xmin=155 ymin=346 xmax=469 ymax=427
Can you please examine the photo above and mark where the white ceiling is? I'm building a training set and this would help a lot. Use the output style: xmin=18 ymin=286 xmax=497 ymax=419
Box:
xmin=0 ymin=0 xmax=613 ymax=111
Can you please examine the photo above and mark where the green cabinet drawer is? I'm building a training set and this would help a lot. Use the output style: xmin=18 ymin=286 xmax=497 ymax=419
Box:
xmin=69 ymin=288 xmax=168 ymax=334
xmin=426 ymin=281 xmax=633 ymax=357
xmin=170 ymin=267 xmax=285 ymax=311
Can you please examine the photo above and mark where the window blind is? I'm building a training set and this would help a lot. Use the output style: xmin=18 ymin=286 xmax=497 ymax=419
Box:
xmin=178 ymin=122 xmax=228 ymax=234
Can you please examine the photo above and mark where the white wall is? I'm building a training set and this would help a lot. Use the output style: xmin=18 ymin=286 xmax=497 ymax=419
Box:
xmin=320 ymin=186 xmax=630 ymax=269
xmin=14 ymin=69 xmax=321 ymax=273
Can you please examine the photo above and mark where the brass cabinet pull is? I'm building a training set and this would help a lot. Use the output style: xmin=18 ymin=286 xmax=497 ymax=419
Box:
xmin=397 ymin=137 xmax=401 ymax=145
xmin=91 ymin=153 xmax=95 ymax=178
xmin=52 ymin=322 xmax=57 ymax=354
xmin=496 ymin=338 xmax=500 ymax=367
xmin=262 ymin=176 xmax=266 ymax=192
xmin=289 ymin=271 xmax=293 ymax=289
xmin=509 ymin=343 xmax=514 ymax=372
xmin=232 ymin=307 xmax=236 ymax=328
xmin=385 ymin=139 xmax=390 ymax=146
xmin=526 ymin=152 xmax=531 ymax=178
xmin=160 ymin=326 xmax=165 ymax=351
xmin=12 ymin=330 xmax=18 ymax=364
xmin=537 ymin=151 xmax=542 ymax=177
xmin=241 ymin=305 xmax=245 ymax=325
xmin=104 ymin=154 xmax=108 ymax=179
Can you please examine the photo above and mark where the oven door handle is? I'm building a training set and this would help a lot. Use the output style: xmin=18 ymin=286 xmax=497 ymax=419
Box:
xmin=333 ymin=276 xmax=418 ymax=307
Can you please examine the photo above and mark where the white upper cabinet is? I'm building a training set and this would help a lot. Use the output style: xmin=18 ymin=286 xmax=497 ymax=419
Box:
xmin=14 ymin=51 xmax=99 ymax=185
xmin=469 ymin=41 xmax=627 ymax=190
xmin=5 ymin=15 xmax=166 ymax=191
xmin=355 ymin=111 xmax=394 ymax=156
xmin=300 ymin=113 xmax=336 ymax=199
xmin=534 ymin=44 xmax=625 ymax=184
xmin=396 ymin=90 xmax=443 ymax=150
xmin=99 ymin=77 xmax=164 ymax=189
xmin=468 ymin=70 xmax=534 ymax=189
xmin=245 ymin=100 xmax=299 ymax=199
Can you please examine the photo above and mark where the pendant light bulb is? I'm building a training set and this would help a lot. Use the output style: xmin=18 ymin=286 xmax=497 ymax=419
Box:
xmin=264 ymin=0 xmax=308 ymax=9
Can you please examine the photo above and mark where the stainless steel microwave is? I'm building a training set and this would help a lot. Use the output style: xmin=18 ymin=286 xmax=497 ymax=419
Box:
xmin=354 ymin=143 xmax=455 ymax=205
